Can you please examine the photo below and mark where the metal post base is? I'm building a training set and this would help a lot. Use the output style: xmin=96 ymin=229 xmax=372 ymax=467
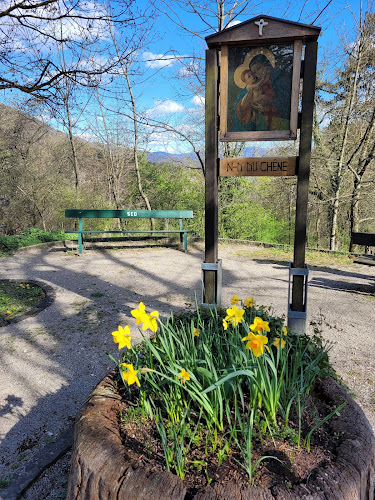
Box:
xmin=287 ymin=263 xmax=309 ymax=335
xmin=201 ymin=259 xmax=222 ymax=308
xmin=288 ymin=315 xmax=307 ymax=335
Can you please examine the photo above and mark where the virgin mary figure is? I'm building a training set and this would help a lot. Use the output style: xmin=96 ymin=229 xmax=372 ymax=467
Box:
xmin=233 ymin=48 xmax=290 ymax=132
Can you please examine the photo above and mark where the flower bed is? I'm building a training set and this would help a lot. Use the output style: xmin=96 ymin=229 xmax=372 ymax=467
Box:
xmin=67 ymin=297 xmax=375 ymax=499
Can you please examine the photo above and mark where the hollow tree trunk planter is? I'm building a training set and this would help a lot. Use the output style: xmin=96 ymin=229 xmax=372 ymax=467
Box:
xmin=66 ymin=371 xmax=375 ymax=500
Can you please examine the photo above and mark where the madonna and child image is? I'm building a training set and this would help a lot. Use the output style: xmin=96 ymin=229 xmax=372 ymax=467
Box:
xmin=227 ymin=45 xmax=294 ymax=133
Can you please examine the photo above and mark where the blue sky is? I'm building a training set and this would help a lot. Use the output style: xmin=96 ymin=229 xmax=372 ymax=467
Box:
xmin=0 ymin=0 xmax=367 ymax=153
xmin=132 ymin=0 xmax=364 ymax=152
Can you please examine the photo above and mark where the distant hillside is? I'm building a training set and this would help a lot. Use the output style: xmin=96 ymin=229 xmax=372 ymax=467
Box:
xmin=147 ymin=151 xmax=202 ymax=167
xmin=0 ymin=103 xmax=70 ymax=153
xmin=146 ymin=148 xmax=271 ymax=165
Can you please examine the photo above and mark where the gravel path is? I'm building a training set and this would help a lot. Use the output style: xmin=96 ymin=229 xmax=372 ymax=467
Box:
xmin=0 ymin=240 xmax=374 ymax=499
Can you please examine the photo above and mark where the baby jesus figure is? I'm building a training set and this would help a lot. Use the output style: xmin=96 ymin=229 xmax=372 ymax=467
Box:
xmin=242 ymin=69 xmax=263 ymax=108
xmin=236 ymin=69 xmax=264 ymax=126
xmin=235 ymin=63 xmax=279 ymax=130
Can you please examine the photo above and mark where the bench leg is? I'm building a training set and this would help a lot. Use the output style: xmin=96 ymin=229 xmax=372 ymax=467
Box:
xmin=184 ymin=232 xmax=188 ymax=251
xmin=78 ymin=218 xmax=83 ymax=254
xmin=78 ymin=233 xmax=83 ymax=254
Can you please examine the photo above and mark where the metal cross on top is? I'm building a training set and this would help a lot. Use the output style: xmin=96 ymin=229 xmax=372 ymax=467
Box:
xmin=254 ymin=18 xmax=268 ymax=35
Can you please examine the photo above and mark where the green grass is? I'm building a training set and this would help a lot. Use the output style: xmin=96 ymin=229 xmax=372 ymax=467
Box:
xmin=0 ymin=280 xmax=45 ymax=323
xmin=231 ymin=244 xmax=355 ymax=268
xmin=0 ymin=476 xmax=11 ymax=489
xmin=0 ymin=228 xmax=76 ymax=256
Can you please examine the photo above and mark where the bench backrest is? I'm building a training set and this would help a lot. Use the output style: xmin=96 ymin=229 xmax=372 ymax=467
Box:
xmin=65 ymin=209 xmax=193 ymax=219
xmin=351 ymin=232 xmax=375 ymax=246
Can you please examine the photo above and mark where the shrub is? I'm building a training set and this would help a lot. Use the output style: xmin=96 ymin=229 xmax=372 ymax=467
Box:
xmin=0 ymin=228 xmax=67 ymax=254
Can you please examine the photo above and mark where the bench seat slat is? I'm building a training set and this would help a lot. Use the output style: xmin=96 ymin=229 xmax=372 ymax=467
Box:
xmin=65 ymin=209 xmax=193 ymax=219
xmin=65 ymin=230 xmax=197 ymax=234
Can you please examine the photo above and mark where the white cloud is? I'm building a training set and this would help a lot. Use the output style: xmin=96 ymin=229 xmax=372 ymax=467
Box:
xmin=147 ymin=99 xmax=185 ymax=116
xmin=78 ymin=131 xmax=97 ymax=142
xmin=226 ymin=20 xmax=242 ymax=28
xmin=0 ymin=0 xmax=110 ymax=51
xmin=192 ymin=95 xmax=205 ymax=107
xmin=177 ymin=60 xmax=201 ymax=78
xmin=142 ymin=51 xmax=187 ymax=69
xmin=77 ymin=54 xmax=112 ymax=71
xmin=148 ymin=135 xmax=193 ymax=154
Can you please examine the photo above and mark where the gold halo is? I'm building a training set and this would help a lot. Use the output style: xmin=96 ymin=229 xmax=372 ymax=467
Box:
xmin=233 ymin=48 xmax=276 ymax=88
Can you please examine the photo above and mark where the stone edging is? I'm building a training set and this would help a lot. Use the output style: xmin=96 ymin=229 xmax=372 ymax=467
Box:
xmin=66 ymin=372 xmax=375 ymax=500
xmin=0 ymin=427 xmax=74 ymax=500
xmin=0 ymin=279 xmax=55 ymax=326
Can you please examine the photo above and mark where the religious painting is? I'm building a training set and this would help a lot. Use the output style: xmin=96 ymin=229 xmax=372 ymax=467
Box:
xmin=220 ymin=41 xmax=302 ymax=141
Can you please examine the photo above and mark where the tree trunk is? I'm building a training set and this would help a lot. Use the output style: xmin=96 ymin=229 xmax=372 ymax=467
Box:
xmin=329 ymin=30 xmax=363 ymax=251
xmin=95 ymin=88 xmax=124 ymax=229
xmin=349 ymin=177 xmax=361 ymax=253
xmin=348 ymin=107 xmax=375 ymax=252
xmin=316 ymin=203 xmax=321 ymax=249
xmin=125 ymin=71 xmax=155 ymax=230
xmin=66 ymin=105 xmax=80 ymax=194
xmin=106 ymin=19 xmax=155 ymax=230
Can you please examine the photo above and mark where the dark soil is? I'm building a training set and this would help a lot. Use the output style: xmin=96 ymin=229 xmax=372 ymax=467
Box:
xmin=117 ymin=381 xmax=341 ymax=497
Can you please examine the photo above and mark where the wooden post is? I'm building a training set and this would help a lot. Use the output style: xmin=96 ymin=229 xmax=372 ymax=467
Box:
xmin=203 ymin=48 xmax=219 ymax=304
xmin=289 ymin=41 xmax=318 ymax=332
xmin=205 ymin=17 xmax=320 ymax=317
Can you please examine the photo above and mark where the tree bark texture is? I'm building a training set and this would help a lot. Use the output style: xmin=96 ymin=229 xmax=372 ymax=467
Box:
xmin=66 ymin=371 xmax=186 ymax=500
xmin=67 ymin=372 xmax=375 ymax=500
xmin=329 ymin=30 xmax=363 ymax=251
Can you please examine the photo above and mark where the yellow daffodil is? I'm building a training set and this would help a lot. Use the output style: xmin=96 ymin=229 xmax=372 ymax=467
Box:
xmin=178 ymin=368 xmax=190 ymax=382
xmin=223 ymin=319 xmax=228 ymax=330
xmin=142 ymin=311 xmax=159 ymax=333
xmin=131 ymin=302 xmax=147 ymax=325
xmin=230 ymin=294 xmax=240 ymax=305
xmin=112 ymin=325 xmax=132 ymax=350
xmin=194 ymin=328 xmax=200 ymax=337
xmin=244 ymin=296 xmax=256 ymax=307
xmin=121 ymin=363 xmax=140 ymax=387
xmin=131 ymin=302 xmax=159 ymax=333
xmin=273 ymin=337 xmax=286 ymax=349
xmin=224 ymin=304 xmax=245 ymax=326
xmin=282 ymin=326 xmax=288 ymax=336
xmin=250 ymin=316 xmax=270 ymax=334
xmin=6 ymin=310 xmax=11 ymax=314
xmin=242 ymin=331 xmax=269 ymax=357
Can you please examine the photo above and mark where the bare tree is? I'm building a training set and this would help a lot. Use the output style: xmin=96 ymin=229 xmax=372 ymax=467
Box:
xmin=101 ymin=2 xmax=156 ymax=226
xmin=155 ymin=0 xmax=254 ymax=37
xmin=321 ymin=6 xmax=375 ymax=250
xmin=93 ymin=88 xmax=134 ymax=209
xmin=0 ymin=0 xmax=142 ymax=100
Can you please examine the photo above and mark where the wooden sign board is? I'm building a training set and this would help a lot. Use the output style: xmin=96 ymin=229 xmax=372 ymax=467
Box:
xmin=219 ymin=156 xmax=297 ymax=177
xmin=205 ymin=15 xmax=320 ymax=143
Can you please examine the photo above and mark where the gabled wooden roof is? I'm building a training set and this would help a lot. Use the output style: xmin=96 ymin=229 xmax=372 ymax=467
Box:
xmin=206 ymin=15 xmax=321 ymax=47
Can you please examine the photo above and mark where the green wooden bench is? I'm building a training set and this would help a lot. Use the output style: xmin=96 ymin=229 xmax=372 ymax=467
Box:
xmin=351 ymin=232 xmax=375 ymax=265
xmin=351 ymin=232 xmax=375 ymax=250
xmin=64 ymin=209 xmax=197 ymax=254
